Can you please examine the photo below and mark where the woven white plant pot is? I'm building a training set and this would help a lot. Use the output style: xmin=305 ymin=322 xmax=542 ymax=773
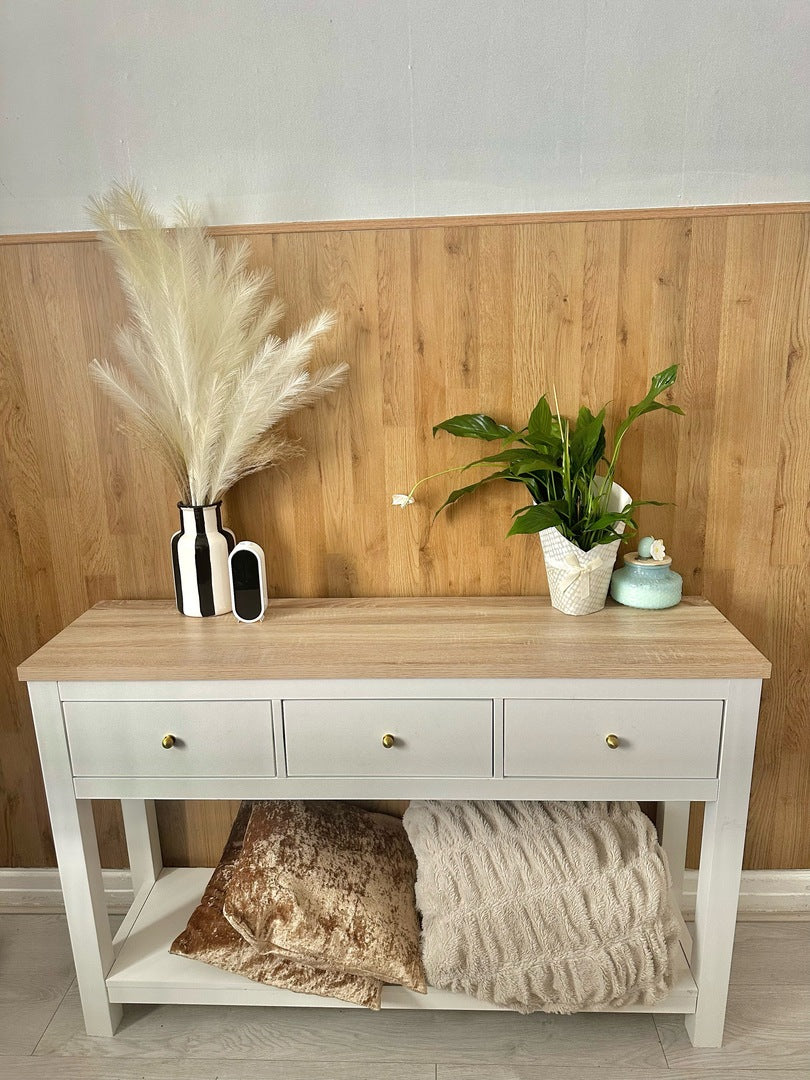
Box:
xmin=539 ymin=482 xmax=631 ymax=616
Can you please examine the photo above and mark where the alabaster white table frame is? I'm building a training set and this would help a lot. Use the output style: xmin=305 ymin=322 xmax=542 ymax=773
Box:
xmin=19 ymin=598 xmax=770 ymax=1049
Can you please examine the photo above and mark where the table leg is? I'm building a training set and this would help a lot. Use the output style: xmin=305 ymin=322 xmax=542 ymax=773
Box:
xmin=656 ymin=801 xmax=690 ymax=908
xmin=28 ymin=682 xmax=123 ymax=1037
xmin=685 ymin=679 xmax=761 ymax=1048
xmin=121 ymin=800 xmax=162 ymax=895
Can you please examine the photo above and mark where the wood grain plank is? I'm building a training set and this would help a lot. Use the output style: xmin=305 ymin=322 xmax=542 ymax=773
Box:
xmin=0 ymin=913 xmax=76 ymax=1054
xmin=656 ymin=986 xmax=810 ymax=1070
xmin=1 ymin=209 xmax=808 ymax=871
xmin=1 ymin=1059 xmax=436 ymax=1080
xmin=440 ymin=1069 xmax=810 ymax=1080
xmin=16 ymin=597 xmax=769 ymax=682
xmin=727 ymin=921 xmax=810 ymax=986
xmin=34 ymin=984 xmax=666 ymax=1068
xmin=8 ymin=914 xmax=810 ymax=1075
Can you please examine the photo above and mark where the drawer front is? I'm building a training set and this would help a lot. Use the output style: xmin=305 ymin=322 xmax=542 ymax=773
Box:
xmin=503 ymin=699 xmax=723 ymax=778
xmin=283 ymin=699 xmax=493 ymax=777
xmin=63 ymin=701 xmax=275 ymax=777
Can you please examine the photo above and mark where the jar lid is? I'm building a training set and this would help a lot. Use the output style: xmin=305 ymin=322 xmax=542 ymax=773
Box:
xmin=623 ymin=551 xmax=673 ymax=567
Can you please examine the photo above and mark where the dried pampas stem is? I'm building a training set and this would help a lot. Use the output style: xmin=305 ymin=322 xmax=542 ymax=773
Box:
xmin=88 ymin=182 xmax=347 ymax=504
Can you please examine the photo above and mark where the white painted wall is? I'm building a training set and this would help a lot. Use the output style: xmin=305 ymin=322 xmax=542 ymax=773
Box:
xmin=1 ymin=1 xmax=808 ymax=234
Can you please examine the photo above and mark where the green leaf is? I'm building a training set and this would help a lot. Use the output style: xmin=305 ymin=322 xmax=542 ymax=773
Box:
xmin=582 ymin=512 xmax=637 ymax=534
xmin=580 ymin=498 xmax=667 ymax=536
xmin=570 ymin=406 xmax=606 ymax=475
xmin=429 ymin=367 xmax=682 ymax=545
xmin=453 ymin=450 xmax=562 ymax=490
xmin=501 ymin=427 xmax=529 ymax=447
xmin=649 ymin=364 xmax=681 ymax=397
xmin=433 ymin=414 xmax=514 ymax=441
xmin=591 ymin=528 xmax=631 ymax=546
xmin=433 ymin=470 xmax=511 ymax=517
xmin=519 ymin=397 xmax=561 ymax=456
xmin=459 ymin=448 xmax=556 ymax=472
xmin=527 ymin=395 xmax=553 ymax=442
xmin=512 ymin=456 xmax=562 ymax=476
xmin=510 ymin=498 xmax=568 ymax=518
xmin=521 ymin=430 xmax=563 ymax=455
xmin=506 ymin=503 xmax=564 ymax=536
xmin=613 ymin=366 xmax=684 ymax=447
xmin=649 ymin=401 xmax=684 ymax=417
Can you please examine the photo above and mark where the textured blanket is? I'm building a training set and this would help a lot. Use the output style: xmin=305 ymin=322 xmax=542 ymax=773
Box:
xmin=402 ymin=800 xmax=681 ymax=1013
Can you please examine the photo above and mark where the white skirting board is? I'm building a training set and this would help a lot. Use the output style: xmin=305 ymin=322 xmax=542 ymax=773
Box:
xmin=0 ymin=868 xmax=134 ymax=913
xmin=682 ymin=869 xmax=810 ymax=918
xmin=1 ymin=867 xmax=809 ymax=917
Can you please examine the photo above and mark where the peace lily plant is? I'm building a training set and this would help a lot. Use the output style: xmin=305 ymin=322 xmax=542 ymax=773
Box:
xmin=394 ymin=366 xmax=683 ymax=615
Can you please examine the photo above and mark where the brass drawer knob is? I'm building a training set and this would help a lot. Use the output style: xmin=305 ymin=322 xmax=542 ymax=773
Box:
xmin=161 ymin=733 xmax=176 ymax=749
xmin=605 ymin=733 xmax=620 ymax=749
xmin=381 ymin=733 xmax=395 ymax=749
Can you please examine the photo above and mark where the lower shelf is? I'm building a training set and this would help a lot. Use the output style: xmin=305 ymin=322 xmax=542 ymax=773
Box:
xmin=107 ymin=867 xmax=697 ymax=1014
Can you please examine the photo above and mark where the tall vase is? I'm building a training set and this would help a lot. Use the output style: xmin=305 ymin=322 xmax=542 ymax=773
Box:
xmin=538 ymin=482 xmax=631 ymax=616
xmin=171 ymin=503 xmax=235 ymax=617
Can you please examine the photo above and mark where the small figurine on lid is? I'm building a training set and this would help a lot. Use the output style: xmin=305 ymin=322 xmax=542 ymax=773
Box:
xmin=610 ymin=536 xmax=683 ymax=609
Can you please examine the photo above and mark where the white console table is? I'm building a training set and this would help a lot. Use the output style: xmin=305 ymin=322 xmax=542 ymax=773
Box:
xmin=18 ymin=596 xmax=770 ymax=1047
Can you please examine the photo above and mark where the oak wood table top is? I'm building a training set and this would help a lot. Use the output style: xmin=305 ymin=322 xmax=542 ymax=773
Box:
xmin=17 ymin=596 xmax=771 ymax=682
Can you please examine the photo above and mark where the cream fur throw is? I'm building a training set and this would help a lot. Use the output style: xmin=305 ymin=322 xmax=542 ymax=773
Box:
xmin=402 ymin=801 xmax=681 ymax=1014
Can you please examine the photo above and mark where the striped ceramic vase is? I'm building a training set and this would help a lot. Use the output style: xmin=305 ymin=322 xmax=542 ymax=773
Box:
xmin=171 ymin=503 xmax=235 ymax=617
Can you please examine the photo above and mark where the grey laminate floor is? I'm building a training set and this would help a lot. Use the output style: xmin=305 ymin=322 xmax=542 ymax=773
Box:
xmin=0 ymin=914 xmax=808 ymax=1079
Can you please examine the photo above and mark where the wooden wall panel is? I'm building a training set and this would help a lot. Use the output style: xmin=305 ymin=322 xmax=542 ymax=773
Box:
xmin=1 ymin=208 xmax=808 ymax=871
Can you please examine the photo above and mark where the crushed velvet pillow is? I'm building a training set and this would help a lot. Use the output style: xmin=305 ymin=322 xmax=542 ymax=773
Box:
xmin=223 ymin=800 xmax=427 ymax=994
xmin=169 ymin=801 xmax=382 ymax=1009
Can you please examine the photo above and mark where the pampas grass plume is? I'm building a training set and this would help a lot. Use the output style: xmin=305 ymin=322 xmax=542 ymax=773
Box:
xmin=88 ymin=182 xmax=347 ymax=504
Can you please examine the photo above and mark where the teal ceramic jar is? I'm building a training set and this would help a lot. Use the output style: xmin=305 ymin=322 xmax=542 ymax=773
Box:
xmin=610 ymin=552 xmax=683 ymax=609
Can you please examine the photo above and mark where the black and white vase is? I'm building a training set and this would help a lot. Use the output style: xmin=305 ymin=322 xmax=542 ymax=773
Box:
xmin=171 ymin=503 xmax=235 ymax=617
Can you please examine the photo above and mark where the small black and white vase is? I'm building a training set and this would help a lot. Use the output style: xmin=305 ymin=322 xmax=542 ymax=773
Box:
xmin=171 ymin=503 xmax=235 ymax=617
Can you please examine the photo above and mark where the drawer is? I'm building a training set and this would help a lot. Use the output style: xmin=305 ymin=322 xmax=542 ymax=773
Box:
xmin=283 ymin=699 xmax=493 ymax=777
xmin=63 ymin=701 xmax=275 ymax=777
xmin=503 ymin=699 xmax=723 ymax=778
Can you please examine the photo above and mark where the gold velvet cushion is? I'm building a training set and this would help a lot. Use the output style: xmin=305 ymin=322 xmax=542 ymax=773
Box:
xmin=223 ymin=800 xmax=427 ymax=994
xmin=169 ymin=801 xmax=382 ymax=1009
